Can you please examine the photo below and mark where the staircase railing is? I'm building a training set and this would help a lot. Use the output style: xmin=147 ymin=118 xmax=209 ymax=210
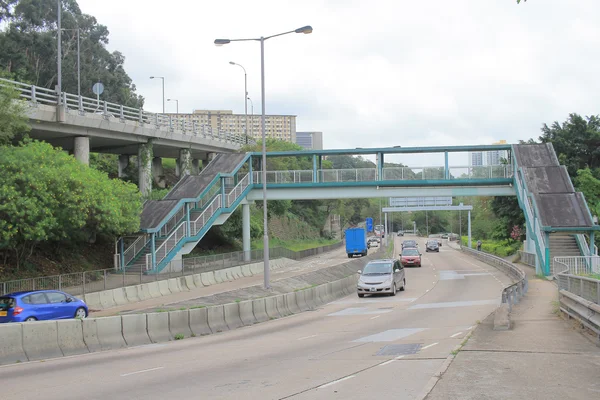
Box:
xmin=122 ymin=234 xmax=149 ymax=269
xmin=226 ymin=174 xmax=250 ymax=207
xmin=154 ymin=221 xmax=188 ymax=268
xmin=158 ymin=206 xmax=186 ymax=238
xmin=191 ymin=195 xmax=222 ymax=236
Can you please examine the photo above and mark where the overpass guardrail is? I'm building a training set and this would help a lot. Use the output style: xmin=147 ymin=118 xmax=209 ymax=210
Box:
xmin=1 ymin=242 xmax=343 ymax=297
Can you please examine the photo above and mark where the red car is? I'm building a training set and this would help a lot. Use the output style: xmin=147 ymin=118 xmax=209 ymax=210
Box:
xmin=400 ymin=248 xmax=422 ymax=267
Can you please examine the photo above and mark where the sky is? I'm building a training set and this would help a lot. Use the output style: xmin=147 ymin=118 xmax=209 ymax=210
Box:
xmin=77 ymin=0 xmax=600 ymax=165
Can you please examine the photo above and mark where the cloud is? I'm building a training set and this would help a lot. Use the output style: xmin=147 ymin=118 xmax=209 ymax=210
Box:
xmin=77 ymin=0 xmax=600 ymax=156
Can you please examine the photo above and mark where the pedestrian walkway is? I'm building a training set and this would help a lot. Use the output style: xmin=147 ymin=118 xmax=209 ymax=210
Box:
xmin=426 ymin=263 xmax=600 ymax=400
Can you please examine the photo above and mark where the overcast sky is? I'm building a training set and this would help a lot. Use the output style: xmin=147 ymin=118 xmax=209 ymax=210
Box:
xmin=77 ymin=0 xmax=600 ymax=164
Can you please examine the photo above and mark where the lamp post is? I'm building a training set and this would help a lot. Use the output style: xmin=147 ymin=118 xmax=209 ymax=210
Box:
xmin=215 ymin=25 xmax=313 ymax=289
xmin=149 ymin=76 xmax=165 ymax=114
xmin=167 ymin=98 xmax=179 ymax=114
xmin=229 ymin=61 xmax=247 ymax=142
xmin=247 ymin=96 xmax=254 ymax=140
xmin=57 ymin=0 xmax=62 ymax=101
xmin=61 ymin=28 xmax=81 ymax=98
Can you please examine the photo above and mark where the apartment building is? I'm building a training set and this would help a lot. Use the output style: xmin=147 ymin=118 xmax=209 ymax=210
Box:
xmin=469 ymin=140 xmax=508 ymax=166
xmin=295 ymin=131 xmax=323 ymax=150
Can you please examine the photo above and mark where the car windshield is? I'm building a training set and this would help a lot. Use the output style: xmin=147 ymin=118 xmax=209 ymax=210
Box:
xmin=0 ymin=297 xmax=16 ymax=310
xmin=427 ymin=241 xmax=438 ymax=246
xmin=362 ymin=262 xmax=393 ymax=275
xmin=403 ymin=241 xmax=416 ymax=246
xmin=402 ymin=249 xmax=419 ymax=256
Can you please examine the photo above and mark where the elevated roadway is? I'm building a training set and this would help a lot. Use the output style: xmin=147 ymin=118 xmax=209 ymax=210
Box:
xmin=1 ymin=236 xmax=515 ymax=400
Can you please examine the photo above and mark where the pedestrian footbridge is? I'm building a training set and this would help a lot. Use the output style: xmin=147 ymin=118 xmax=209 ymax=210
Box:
xmin=116 ymin=143 xmax=599 ymax=276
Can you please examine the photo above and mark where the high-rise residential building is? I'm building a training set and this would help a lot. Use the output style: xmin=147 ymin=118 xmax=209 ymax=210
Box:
xmin=468 ymin=140 xmax=508 ymax=166
xmin=168 ymin=110 xmax=297 ymax=143
xmin=295 ymin=131 xmax=323 ymax=150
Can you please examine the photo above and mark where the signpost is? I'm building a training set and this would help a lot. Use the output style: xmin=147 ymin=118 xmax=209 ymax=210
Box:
xmin=366 ymin=217 xmax=373 ymax=232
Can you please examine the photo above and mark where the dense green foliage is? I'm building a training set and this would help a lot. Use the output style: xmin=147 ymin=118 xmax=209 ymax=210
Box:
xmin=461 ymin=236 xmax=521 ymax=257
xmin=0 ymin=0 xmax=143 ymax=106
xmin=0 ymin=141 xmax=142 ymax=269
xmin=0 ymin=76 xmax=30 ymax=145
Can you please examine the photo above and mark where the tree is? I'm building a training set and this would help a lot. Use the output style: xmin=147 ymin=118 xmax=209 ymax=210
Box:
xmin=574 ymin=168 xmax=600 ymax=217
xmin=491 ymin=196 xmax=525 ymax=241
xmin=0 ymin=141 xmax=141 ymax=269
xmin=0 ymin=72 xmax=30 ymax=145
xmin=0 ymin=0 xmax=143 ymax=107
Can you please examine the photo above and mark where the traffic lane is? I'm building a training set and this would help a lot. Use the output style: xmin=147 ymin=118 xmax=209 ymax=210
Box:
xmin=2 ymin=240 xmax=508 ymax=400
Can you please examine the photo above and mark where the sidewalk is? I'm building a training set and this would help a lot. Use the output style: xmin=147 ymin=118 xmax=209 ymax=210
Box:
xmin=426 ymin=264 xmax=600 ymax=400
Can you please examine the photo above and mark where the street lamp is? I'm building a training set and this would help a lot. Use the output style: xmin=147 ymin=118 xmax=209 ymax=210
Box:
xmin=57 ymin=0 xmax=62 ymax=101
xmin=247 ymin=96 xmax=254 ymax=139
xmin=229 ymin=61 xmax=248 ymax=142
xmin=149 ymin=76 xmax=165 ymax=114
xmin=214 ymin=25 xmax=313 ymax=289
xmin=167 ymin=98 xmax=179 ymax=114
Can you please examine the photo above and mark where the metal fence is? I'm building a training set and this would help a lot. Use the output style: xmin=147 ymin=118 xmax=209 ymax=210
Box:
xmin=462 ymin=246 xmax=528 ymax=311
xmin=555 ymin=258 xmax=600 ymax=305
xmin=518 ymin=251 xmax=536 ymax=268
xmin=0 ymin=242 xmax=344 ymax=297
xmin=553 ymin=256 xmax=600 ymax=276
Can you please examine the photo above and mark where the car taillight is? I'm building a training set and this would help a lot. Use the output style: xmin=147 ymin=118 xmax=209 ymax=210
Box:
xmin=13 ymin=306 xmax=24 ymax=316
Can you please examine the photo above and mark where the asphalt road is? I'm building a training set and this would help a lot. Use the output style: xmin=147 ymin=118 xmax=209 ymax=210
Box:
xmin=1 ymin=236 xmax=514 ymax=400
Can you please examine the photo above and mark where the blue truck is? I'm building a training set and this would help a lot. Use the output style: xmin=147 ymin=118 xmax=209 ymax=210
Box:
xmin=345 ymin=227 xmax=368 ymax=258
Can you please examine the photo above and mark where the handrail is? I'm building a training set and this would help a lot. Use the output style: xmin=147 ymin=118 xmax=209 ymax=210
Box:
xmin=154 ymin=221 xmax=188 ymax=267
xmin=191 ymin=195 xmax=222 ymax=236
xmin=226 ymin=174 xmax=250 ymax=207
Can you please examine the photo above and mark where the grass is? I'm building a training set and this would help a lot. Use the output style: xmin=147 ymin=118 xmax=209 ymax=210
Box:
xmin=189 ymin=305 xmax=206 ymax=309
xmin=451 ymin=333 xmax=474 ymax=356
xmin=252 ymin=237 xmax=339 ymax=252
xmin=155 ymin=308 xmax=169 ymax=313
xmin=461 ymin=236 xmax=521 ymax=257
xmin=583 ymin=273 xmax=600 ymax=280
xmin=174 ymin=333 xmax=185 ymax=340
xmin=551 ymin=300 xmax=561 ymax=315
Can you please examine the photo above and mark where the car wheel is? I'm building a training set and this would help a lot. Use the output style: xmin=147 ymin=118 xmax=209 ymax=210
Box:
xmin=390 ymin=283 xmax=397 ymax=296
xmin=25 ymin=317 xmax=37 ymax=322
xmin=358 ymin=293 xmax=365 ymax=298
xmin=400 ymin=279 xmax=406 ymax=291
xmin=75 ymin=307 xmax=87 ymax=319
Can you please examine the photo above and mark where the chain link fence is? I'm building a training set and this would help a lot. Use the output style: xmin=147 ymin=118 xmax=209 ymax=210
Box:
xmin=1 ymin=242 xmax=344 ymax=297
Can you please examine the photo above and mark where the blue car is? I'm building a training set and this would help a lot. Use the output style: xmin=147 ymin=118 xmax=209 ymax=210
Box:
xmin=0 ymin=290 xmax=88 ymax=323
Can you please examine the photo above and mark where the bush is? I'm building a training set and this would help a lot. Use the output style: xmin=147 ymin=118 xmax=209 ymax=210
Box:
xmin=461 ymin=236 xmax=521 ymax=257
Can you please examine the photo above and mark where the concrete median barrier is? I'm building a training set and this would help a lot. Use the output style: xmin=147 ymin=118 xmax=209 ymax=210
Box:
xmin=207 ymin=305 xmax=228 ymax=333
xmin=189 ymin=307 xmax=212 ymax=336
xmin=286 ymin=292 xmax=301 ymax=314
xmin=147 ymin=312 xmax=171 ymax=343
xmin=158 ymin=280 xmax=171 ymax=296
xmin=305 ymin=288 xmax=318 ymax=309
xmin=265 ymin=296 xmax=281 ymax=319
xmin=147 ymin=282 xmax=161 ymax=298
xmin=56 ymin=319 xmax=88 ymax=356
xmin=137 ymin=284 xmax=152 ymax=301
xmin=185 ymin=275 xmax=196 ymax=290
xmin=84 ymin=292 xmax=102 ymax=310
xmin=232 ymin=266 xmax=243 ymax=279
xmin=112 ymin=288 xmax=129 ymax=306
xmin=276 ymin=294 xmax=291 ymax=316
xmin=22 ymin=320 xmax=63 ymax=361
xmin=192 ymin=274 xmax=204 ymax=288
xmin=253 ymin=299 xmax=269 ymax=323
xmin=213 ymin=270 xmax=224 ymax=284
xmin=82 ymin=318 xmax=101 ymax=352
xmin=241 ymin=265 xmax=253 ymax=277
xmin=99 ymin=290 xmax=116 ymax=309
xmin=96 ymin=316 xmax=126 ymax=351
xmin=125 ymin=286 xmax=140 ymax=303
xmin=333 ymin=280 xmax=343 ymax=298
xmin=0 ymin=323 xmax=28 ymax=365
xmin=201 ymin=272 xmax=215 ymax=286
xmin=316 ymin=285 xmax=327 ymax=305
xmin=121 ymin=314 xmax=151 ymax=346
xmin=250 ymin=264 xmax=263 ymax=275
xmin=295 ymin=291 xmax=310 ymax=312
xmin=224 ymin=303 xmax=244 ymax=330
xmin=239 ymin=300 xmax=256 ymax=326
xmin=167 ymin=278 xmax=181 ymax=293
xmin=325 ymin=283 xmax=335 ymax=303
xmin=178 ymin=277 xmax=190 ymax=291
xmin=169 ymin=310 xmax=192 ymax=338
xmin=224 ymin=269 xmax=235 ymax=282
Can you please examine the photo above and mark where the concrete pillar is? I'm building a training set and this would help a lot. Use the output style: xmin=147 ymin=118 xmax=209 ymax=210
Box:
xmin=384 ymin=213 xmax=388 ymax=246
xmin=118 ymin=155 xmax=130 ymax=178
xmin=192 ymin=159 xmax=200 ymax=175
xmin=152 ymin=157 xmax=166 ymax=189
xmin=468 ymin=210 xmax=472 ymax=248
xmin=138 ymin=140 xmax=153 ymax=197
xmin=525 ymin=222 xmax=535 ymax=253
xmin=177 ymin=148 xmax=192 ymax=177
xmin=242 ymin=203 xmax=251 ymax=262
xmin=73 ymin=136 xmax=89 ymax=165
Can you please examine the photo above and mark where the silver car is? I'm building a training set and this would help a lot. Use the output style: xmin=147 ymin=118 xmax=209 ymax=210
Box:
xmin=357 ymin=259 xmax=406 ymax=297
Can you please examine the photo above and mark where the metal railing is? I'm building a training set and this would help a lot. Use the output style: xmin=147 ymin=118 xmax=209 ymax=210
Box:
xmin=461 ymin=246 xmax=528 ymax=311
xmin=518 ymin=251 xmax=536 ymax=268
xmin=554 ymin=256 xmax=600 ymax=276
xmin=558 ymin=290 xmax=600 ymax=342
xmin=0 ymin=242 xmax=344 ymax=297
xmin=0 ymin=77 xmax=253 ymax=145
xmin=226 ymin=174 xmax=250 ymax=207
xmin=159 ymin=206 xmax=186 ymax=238
xmin=154 ymin=221 xmax=188 ymax=268
xmin=121 ymin=234 xmax=149 ymax=268
xmin=191 ymin=195 xmax=222 ymax=236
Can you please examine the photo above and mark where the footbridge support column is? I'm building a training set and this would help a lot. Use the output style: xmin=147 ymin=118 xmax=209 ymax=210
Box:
xmin=138 ymin=140 xmax=153 ymax=197
xmin=73 ymin=136 xmax=89 ymax=165
xmin=192 ymin=159 xmax=200 ymax=175
xmin=242 ymin=203 xmax=251 ymax=262
xmin=177 ymin=148 xmax=192 ymax=177
xmin=468 ymin=210 xmax=472 ymax=248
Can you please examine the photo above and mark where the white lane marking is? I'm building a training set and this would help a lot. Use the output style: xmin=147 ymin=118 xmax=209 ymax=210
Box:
xmin=370 ymin=315 xmax=381 ymax=320
xmin=328 ymin=307 xmax=393 ymax=317
xmin=421 ymin=342 xmax=439 ymax=350
xmin=450 ymin=332 xmax=463 ymax=338
xmin=409 ymin=299 xmax=499 ymax=310
xmin=353 ymin=328 xmax=426 ymax=343
xmin=298 ymin=335 xmax=318 ymax=341
xmin=379 ymin=360 xmax=395 ymax=366
xmin=317 ymin=375 xmax=356 ymax=389
xmin=395 ymin=355 xmax=405 ymax=360
xmin=120 ymin=367 xmax=164 ymax=377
